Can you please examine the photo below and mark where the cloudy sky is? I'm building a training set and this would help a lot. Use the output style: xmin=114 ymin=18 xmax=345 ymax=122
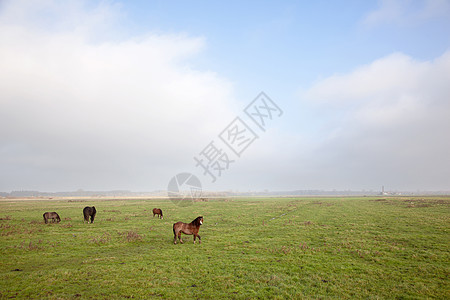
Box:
xmin=1 ymin=0 xmax=449 ymax=192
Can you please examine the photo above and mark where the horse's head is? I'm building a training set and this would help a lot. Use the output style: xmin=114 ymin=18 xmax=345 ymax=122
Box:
xmin=193 ymin=216 xmax=203 ymax=226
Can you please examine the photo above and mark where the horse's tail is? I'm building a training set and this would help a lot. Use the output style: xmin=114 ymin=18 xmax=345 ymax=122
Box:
xmin=173 ymin=223 xmax=178 ymax=237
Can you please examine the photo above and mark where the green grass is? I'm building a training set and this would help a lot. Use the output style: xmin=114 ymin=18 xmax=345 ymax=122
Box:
xmin=0 ymin=196 xmax=449 ymax=299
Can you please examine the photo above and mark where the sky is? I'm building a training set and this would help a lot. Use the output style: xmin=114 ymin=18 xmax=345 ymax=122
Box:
xmin=1 ymin=0 xmax=449 ymax=193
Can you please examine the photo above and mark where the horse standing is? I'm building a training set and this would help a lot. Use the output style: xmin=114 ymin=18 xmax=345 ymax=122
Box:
xmin=83 ymin=206 xmax=96 ymax=223
xmin=173 ymin=216 xmax=203 ymax=244
xmin=152 ymin=208 xmax=163 ymax=219
xmin=43 ymin=212 xmax=61 ymax=224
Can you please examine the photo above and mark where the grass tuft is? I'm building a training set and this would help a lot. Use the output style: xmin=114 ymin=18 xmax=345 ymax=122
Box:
xmin=118 ymin=230 xmax=143 ymax=242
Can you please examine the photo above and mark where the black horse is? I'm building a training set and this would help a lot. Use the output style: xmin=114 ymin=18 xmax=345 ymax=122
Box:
xmin=83 ymin=206 xmax=96 ymax=223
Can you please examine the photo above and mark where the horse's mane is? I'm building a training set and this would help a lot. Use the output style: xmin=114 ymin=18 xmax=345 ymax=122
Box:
xmin=191 ymin=216 xmax=203 ymax=226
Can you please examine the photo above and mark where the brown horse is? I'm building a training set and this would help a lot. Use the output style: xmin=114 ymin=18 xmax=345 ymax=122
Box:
xmin=152 ymin=208 xmax=163 ymax=219
xmin=43 ymin=212 xmax=61 ymax=224
xmin=173 ymin=216 xmax=203 ymax=244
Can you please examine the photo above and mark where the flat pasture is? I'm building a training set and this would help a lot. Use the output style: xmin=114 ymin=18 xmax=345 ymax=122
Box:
xmin=0 ymin=196 xmax=449 ymax=299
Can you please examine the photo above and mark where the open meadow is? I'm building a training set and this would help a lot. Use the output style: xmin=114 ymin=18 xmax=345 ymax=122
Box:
xmin=0 ymin=196 xmax=449 ymax=299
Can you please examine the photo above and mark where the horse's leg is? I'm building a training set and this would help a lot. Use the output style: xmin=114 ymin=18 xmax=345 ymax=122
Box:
xmin=178 ymin=232 xmax=183 ymax=244
xmin=193 ymin=234 xmax=201 ymax=244
xmin=173 ymin=231 xmax=177 ymax=244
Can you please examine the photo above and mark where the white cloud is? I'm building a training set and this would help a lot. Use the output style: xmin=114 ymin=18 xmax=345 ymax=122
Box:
xmin=299 ymin=51 xmax=450 ymax=190
xmin=364 ymin=0 xmax=450 ymax=27
xmin=0 ymin=0 xmax=236 ymax=191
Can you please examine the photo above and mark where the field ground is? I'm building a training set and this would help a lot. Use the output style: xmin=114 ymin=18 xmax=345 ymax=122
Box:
xmin=0 ymin=196 xmax=449 ymax=299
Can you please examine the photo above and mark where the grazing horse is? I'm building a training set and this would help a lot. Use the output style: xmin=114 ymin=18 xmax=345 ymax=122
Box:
xmin=43 ymin=212 xmax=61 ymax=224
xmin=83 ymin=206 xmax=96 ymax=223
xmin=173 ymin=216 xmax=203 ymax=244
xmin=152 ymin=208 xmax=163 ymax=219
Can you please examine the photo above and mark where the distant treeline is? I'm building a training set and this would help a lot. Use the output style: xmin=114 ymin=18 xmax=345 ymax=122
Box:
xmin=235 ymin=190 xmax=448 ymax=196
xmin=1 ymin=189 xmax=449 ymax=198
xmin=0 ymin=190 xmax=166 ymax=198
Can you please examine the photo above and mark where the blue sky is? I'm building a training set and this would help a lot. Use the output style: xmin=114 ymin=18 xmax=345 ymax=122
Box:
xmin=1 ymin=0 xmax=449 ymax=192
xmin=122 ymin=1 xmax=449 ymax=91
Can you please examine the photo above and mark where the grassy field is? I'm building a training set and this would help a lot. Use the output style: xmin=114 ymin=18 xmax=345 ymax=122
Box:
xmin=0 ymin=196 xmax=449 ymax=299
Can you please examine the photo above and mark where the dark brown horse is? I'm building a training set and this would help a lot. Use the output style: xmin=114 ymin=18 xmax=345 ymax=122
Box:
xmin=152 ymin=208 xmax=163 ymax=219
xmin=173 ymin=216 xmax=203 ymax=244
xmin=43 ymin=212 xmax=61 ymax=224
xmin=83 ymin=206 xmax=96 ymax=223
